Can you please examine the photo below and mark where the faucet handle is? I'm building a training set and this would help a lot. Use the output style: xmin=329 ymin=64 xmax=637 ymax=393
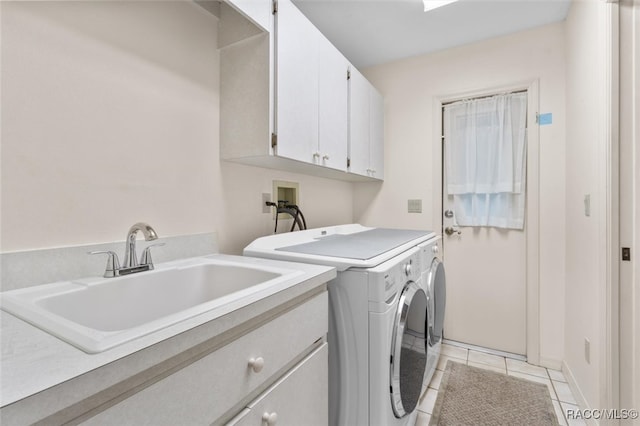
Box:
xmin=140 ymin=243 xmax=165 ymax=268
xmin=88 ymin=251 xmax=121 ymax=278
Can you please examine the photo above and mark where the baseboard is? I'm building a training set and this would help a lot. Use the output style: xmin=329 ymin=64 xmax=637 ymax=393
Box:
xmin=562 ymin=361 xmax=599 ymax=426
xmin=539 ymin=356 xmax=563 ymax=371
xmin=442 ymin=339 xmax=527 ymax=361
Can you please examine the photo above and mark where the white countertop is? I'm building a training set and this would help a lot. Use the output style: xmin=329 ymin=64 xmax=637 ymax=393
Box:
xmin=0 ymin=254 xmax=335 ymax=410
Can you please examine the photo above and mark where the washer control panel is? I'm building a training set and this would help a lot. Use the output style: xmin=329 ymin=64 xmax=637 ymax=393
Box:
xmin=368 ymin=247 xmax=421 ymax=305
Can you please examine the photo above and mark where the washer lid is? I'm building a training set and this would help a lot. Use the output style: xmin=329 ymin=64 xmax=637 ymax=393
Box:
xmin=244 ymin=224 xmax=436 ymax=271
xmin=275 ymin=228 xmax=431 ymax=260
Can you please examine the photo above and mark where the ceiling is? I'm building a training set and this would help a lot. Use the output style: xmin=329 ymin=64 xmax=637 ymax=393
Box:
xmin=292 ymin=0 xmax=571 ymax=68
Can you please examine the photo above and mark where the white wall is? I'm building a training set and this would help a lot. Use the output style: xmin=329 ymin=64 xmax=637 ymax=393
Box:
xmin=563 ymin=0 xmax=613 ymax=412
xmin=0 ymin=1 xmax=354 ymax=256
xmin=619 ymin=0 xmax=640 ymax=419
xmin=357 ymin=23 xmax=567 ymax=366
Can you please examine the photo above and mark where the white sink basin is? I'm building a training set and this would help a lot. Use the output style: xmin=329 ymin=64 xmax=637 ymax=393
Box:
xmin=0 ymin=256 xmax=303 ymax=353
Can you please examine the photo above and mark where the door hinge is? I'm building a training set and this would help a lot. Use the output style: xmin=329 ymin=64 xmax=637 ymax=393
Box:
xmin=271 ymin=133 xmax=277 ymax=149
xmin=272 ymin=0 xmax=277 ymax=14
xmin=347 ymin=69 xmax=351 ymax=80
xmin=347 ymin=158 xmax=351 ymax=168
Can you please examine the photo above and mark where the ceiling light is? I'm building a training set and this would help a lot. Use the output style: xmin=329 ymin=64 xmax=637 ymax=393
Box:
xmin=423 ymin=0 xmax=459 ymax=12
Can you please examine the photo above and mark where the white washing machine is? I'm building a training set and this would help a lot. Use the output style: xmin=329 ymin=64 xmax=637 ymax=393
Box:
xmin=244 ymin=224 xmax=445 ymax=426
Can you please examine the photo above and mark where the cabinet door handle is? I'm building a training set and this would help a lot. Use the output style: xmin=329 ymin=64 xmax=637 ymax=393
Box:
xmin=262 ymin=412 xmax=278 ymax=425
xmin=248 ymin=357 xmax=265 ymax=373
xmin=322 ymin=154 xmax=330 ymax=160
xmin=312 ymin=152 xmax=321 ymax=159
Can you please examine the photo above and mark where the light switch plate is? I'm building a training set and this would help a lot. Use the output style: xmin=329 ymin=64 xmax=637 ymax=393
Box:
xmin=584 ymin=194 xmax=591 ymax=217
xmin=408 ymin=199 xmax=422 ymax=213
xmin=584 ymin=338 xmax=591 ymax=364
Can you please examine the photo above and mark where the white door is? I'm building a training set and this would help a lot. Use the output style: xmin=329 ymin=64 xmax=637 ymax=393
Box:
xmin=441 ymin=94 xmax=528 ymax=356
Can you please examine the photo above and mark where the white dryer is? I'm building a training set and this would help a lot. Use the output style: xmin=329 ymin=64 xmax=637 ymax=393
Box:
xmin=244 ymin=224 xmax=443 ymax=426
xmin=417 ymin=238 xmax=446 ymax=395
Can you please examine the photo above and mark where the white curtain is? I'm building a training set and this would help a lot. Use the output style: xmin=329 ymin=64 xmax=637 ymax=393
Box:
xmin=444 ymin=92 xmax=527 ymax=229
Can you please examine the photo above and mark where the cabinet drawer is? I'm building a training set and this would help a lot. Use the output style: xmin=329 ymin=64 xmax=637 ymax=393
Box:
xmin=83 ymin=292 xmax=328 ymax=425
xmin=229 ymin=343 xmax=328 ymax=426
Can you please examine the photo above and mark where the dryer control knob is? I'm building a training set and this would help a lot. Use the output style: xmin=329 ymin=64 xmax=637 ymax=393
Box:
xmin=432 ymin=244 xmax=439 ymax=254
xmin=404 ymin=261 xmax=412 ymax=276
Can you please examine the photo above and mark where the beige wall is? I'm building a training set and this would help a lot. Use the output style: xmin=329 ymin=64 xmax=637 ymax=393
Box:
xmin=563 ymin=0 xmax=614 ymax=412
xmin=0 ymin=1 xmax=354 ymax=256
xmin=357 ymin=23 xmax=567 ymax=366
xmin=619 ymin=0 xmax=640 ymax=419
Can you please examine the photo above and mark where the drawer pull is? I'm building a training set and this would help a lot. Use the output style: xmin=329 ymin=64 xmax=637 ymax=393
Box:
xmin=248 ymin=357 xmax=265 ymax=373
xmin=262 ymin=412 xmax=278 ymax=425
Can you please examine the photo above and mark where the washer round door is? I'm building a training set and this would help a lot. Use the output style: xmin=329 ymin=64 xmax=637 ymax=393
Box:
xmin=390 ymin=281 xmax=428 ymax=418
xmin=427 ymin=258 xmax=446 ymax=345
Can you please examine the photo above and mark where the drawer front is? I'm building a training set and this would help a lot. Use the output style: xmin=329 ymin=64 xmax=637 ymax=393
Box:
xmin=230 ymin=343 xmax=328 ymax=426
xmin=83 ymin=292 xmax=328 ymax=425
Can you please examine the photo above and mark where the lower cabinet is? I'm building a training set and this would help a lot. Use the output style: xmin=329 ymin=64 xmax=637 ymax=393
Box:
xmin=80 ymin=292 xmax=328 ymax=425
xmin=228 ymin=343 xmax=328 ymax=426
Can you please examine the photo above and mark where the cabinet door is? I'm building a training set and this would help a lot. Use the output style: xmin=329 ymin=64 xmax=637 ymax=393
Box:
xmin=231 ymin=343 xmax=328 ymax=426
xmin=348 ymin=67 xmax=370 ymax=177
xmin=81 ymin=293 xmax=328 ymax=426
xmin=275 ymin=0 xmax=319 ymax=164
xmin=369 ymin=86 xmax=384 ymax=180
xmin=318 ymin=34 xmax=349 ymax=172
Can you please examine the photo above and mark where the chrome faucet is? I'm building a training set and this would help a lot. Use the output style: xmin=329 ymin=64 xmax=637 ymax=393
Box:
xmin=124 ymin=222 xmax=158 ymax=268
xmin=90 ymin=222 xmax=164 ymax=278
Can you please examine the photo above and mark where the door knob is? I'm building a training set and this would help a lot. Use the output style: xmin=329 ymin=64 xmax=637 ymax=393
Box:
xmin=444 ymin=226 xmax=461 ymax=236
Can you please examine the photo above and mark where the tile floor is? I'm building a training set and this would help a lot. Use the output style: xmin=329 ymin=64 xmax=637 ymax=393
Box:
xmin=415 ymin=343 xmax=585 ymax=426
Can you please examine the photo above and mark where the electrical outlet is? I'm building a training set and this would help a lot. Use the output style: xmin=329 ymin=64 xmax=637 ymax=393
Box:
xmin=584 ymin=338 xmax=591 ymax=364
xmin=262 ymin=193 xmax=271 ymax=213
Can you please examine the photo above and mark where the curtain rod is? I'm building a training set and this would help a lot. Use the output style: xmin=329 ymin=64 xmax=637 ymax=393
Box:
xmin=442 ymin=89 xmax=527 ymax=107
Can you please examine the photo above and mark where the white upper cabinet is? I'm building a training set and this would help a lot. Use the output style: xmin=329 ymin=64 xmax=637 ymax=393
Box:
xmin=348 ymin=67 xmax=370 ymax=177
xmin=317 ymin=34 xmax=349 ymax=172
xmin=349 ymin=67 xmax=384 ymax=180
xmin=276 ymin=1 xmax=349 ymax=172
xmin=275 ymin=0 xmax=320 ymax=165
xmin=369 ymin=86 xmax=384 ymax=180
xmin=219 ymin=0 xmax=382 ymax=181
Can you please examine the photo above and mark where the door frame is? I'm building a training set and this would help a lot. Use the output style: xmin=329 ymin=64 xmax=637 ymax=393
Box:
xmin=431 ymin=80 xmax=541 ymax=364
